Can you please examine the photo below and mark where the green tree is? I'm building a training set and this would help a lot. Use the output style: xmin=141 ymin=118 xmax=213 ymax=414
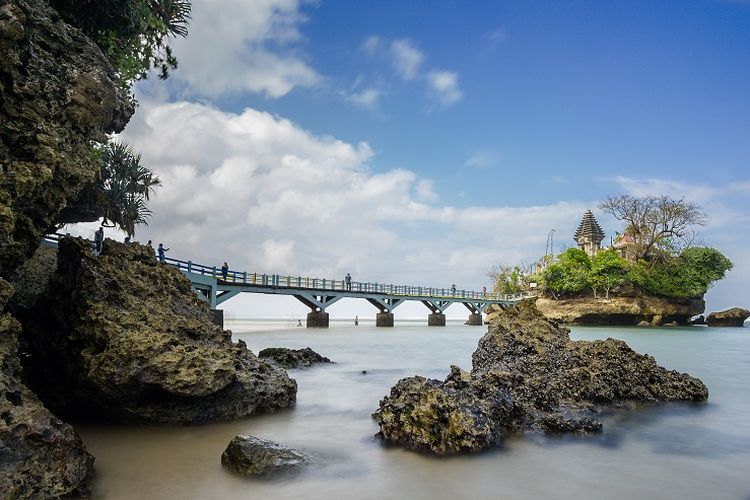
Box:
xmin=542 ymin=248 xmax=591 ymax=298
xmin=51 ymin=0 xmax=191 ymax=86
xmin=589 ymin=249 xmax=630 ymax=298
xmin=55 ymin=141 xmax=161 ymax=236
xmin=487 ymin=264 xmax=524 ymax=294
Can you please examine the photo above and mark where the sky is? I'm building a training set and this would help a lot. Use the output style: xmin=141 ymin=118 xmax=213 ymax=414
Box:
xmin=69 ymin=0 xmax=750 ymax=319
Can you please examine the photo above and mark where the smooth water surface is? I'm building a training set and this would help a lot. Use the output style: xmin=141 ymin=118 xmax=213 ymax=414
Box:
xmin=77 ymin=320 xmax=750 ymax=499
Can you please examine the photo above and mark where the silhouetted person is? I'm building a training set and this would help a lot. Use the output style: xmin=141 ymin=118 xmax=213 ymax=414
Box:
xmin=345 ymin=273 xmax=352 ymax=290
xmin=451 ymin=283 xmax=457 ymax=295
xmin=297 ymin=319 xmax=302 ymax=327
xmin=94 ymin=226 xmax=104 ymax=254
xmin=124 ymin=236 xmax=131 ymax=245
xmin=157 ymin=243 xmax=169 ymax=262
xmin=355 ymin=315 xmax=359 ymax=326
xmin=221 ymin=262 xmax=229 ymax=280
xmin=482 ymin=286 xmax=487 ymax=297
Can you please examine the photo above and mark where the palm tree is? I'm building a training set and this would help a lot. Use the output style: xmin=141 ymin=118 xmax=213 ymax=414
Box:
xmin=99 ymin=141 xmax=161 ymax=236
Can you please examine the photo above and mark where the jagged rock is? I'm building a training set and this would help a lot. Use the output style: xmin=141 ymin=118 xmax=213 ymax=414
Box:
xmin=0 ymin=0 xmax=133 ymax=279
xmin=221 ymin=435 xmax=310 ymax=476
xmin=258 ymin=347 xmax=332 ymax=368
xmin=534 ymin=296 xmax=705 ymax=326
xmin=21 ymin=238 xmax=297 ymax=424
xmin=706 ymin=308 xmax=750 ymax=327
xmin=375 ymin=301 xmax=708 ymax=454
xmin=0 ymin=278 xmax=93 ymax=497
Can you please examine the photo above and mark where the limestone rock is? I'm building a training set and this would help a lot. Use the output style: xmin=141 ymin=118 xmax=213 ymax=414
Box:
xmin=706 ymin=308 xmax=750 ymax=327
xmin=0 ymin=278 xmax=93 ymax=497
xmin=0 ymin=0 xmax=133 ymax=279
xmin=375 ymin=301 xmax=708 ymax=454
xmin=258 ymin=347 xmax=332 ymax=368
xmin=21 ymin=238 xmax=297 ymax=424
xmin=221 ymin=435 xmax=310 ymax=476
xmin=534 ymin=296 xmax=705 ymax=326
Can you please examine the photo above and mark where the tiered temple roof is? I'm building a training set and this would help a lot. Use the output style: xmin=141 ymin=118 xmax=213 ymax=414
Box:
xmin=574 ymin=210 xmax=605 ymax=244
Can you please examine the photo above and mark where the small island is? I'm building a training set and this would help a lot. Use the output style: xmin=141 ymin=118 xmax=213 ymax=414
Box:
xmin=490 ymin=195 xmax=734 ymax=326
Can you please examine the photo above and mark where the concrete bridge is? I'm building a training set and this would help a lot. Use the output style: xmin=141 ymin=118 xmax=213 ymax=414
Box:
xmin=42 ymin=234 xmax=534 ymax=328
xmin=163 ymin=257 xmax=533 ymax=328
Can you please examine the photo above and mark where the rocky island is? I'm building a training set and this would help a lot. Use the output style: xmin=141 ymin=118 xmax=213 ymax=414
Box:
xmin=375 ymin=301 xmax=708 ymax=455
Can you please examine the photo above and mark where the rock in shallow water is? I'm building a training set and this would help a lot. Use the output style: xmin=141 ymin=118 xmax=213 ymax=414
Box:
xmin=375 ymin=300 xmax=708 ymax=455
xmin=221 ymin=435 xmax=310 ymax=476
xmin=706 ymin=308 xmax=749 ymax=327
xmin=258 ymin=347 xmax=332 ymax=368
xmin=20 ymin=238 xmax=297 ymax=424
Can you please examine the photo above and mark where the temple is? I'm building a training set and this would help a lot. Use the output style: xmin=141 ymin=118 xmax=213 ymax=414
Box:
xmin=574 ymin=209 xmax=606 ymax=258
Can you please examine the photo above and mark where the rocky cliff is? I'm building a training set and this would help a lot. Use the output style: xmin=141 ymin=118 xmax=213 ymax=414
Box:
xmin=533 ymin=296 xmax=705 ymax=326
xmin=0 ymin=0 xmax=132 ymax=279
xmin=19 ymin=238 xmax=297 ymax=423
xmin=375 ymin=301 xmax=707 ymax=455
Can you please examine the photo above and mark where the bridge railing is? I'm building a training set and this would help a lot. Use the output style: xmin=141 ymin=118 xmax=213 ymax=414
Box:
xmin=163 ymin=256 xmax=532 ymax=302
xmin=41 ymin=235 xmax=532 ymax=303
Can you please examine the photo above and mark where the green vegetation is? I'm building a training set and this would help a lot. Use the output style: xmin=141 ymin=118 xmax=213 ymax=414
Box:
xmin=487 ymin=264 xmax=524 ymax=294
xmin=535 ymin=246 xmax=732 ymax=299
xmin=55 ymin=141 xmax=160 ymax=236
xmin=51 ymin=0 xmax=191 ymax=88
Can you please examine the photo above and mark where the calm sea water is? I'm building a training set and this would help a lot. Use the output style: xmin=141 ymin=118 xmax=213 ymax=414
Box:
xmin=76 ymin=319 xmax=750 ymax=500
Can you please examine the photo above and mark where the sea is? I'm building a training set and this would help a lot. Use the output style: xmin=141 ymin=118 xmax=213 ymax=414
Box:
xmin=75 ymin=318 xmax=750 ymax=499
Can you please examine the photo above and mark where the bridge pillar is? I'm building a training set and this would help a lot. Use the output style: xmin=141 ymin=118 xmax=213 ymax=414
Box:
xmin=428 ymin=313 xmax=446 ymax=326
xmin=307 ymin=311 xmax=329 ymax=328
xmin=376 ymin=312 xmax=394 ymax=327
xmin=466 ymin=313 xmax=482 ymax=326
xmin=210 ymin=309 xmax=224 ymax=328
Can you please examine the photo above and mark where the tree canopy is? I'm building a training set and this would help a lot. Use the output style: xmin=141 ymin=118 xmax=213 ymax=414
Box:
xmin=599 ymin=194 xmax=707 ymax=260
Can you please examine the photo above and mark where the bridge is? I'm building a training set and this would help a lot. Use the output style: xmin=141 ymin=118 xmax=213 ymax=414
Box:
xmin=43 ymin=234 xmax=534 ymax=328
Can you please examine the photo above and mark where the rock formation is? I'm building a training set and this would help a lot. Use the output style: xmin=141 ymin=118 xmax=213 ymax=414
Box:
xmin=221 ymin=435 xmax=310 ymax=476
xmin=375 ymin=301 xmax=708 ymax=455
xmin=0 ymin=0 xmax=132 ymax=278
xmin=258 ymin=347 xmax=332 ymax=368
xmin=20 ymin=238 xmax=297 ymax=424
xmin=534 ymin=296 xmax=705 ymax=326
xmin=1 ymin=1 xmax=133 ymax=496
xmin=706 ymin=308 xmax=750 ymax=327
xmin=1 ymin=278 xmax=94 ymax=497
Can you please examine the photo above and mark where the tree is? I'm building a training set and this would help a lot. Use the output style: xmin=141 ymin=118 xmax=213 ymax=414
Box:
xmin=51 ymin=0 xmax=191 ymax=86
xmin=589 ymin=249 xmax=630 ymax=298
xmin=541 ymin=248 xmax=591 ymax=298
xmin=599 ymin=194 xmax=707 ymax=260
xmin=55 ymin=141 xmax=161 ymax=236
xmin=487 ymin=264 xmax=524 ymax=294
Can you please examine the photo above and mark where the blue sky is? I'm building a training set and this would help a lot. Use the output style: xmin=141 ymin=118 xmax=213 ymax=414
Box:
xmin=94 ymin=0 xmax=750 ymax=318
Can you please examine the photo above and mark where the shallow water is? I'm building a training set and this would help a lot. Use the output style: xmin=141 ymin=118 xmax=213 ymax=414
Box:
xmin=76 ymin=320 xmax=750 ymax=499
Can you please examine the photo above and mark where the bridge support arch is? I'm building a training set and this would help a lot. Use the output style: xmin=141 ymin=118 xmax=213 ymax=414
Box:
xmin=463 ymin=302 xmax=487 ymax=326
xmin=294 ymin=293 xmax=342 ymax=328
xmin=367 ymin=298 xmax=403 ymax=327
xmin=422 ymin=299 xmax=451 ymax=327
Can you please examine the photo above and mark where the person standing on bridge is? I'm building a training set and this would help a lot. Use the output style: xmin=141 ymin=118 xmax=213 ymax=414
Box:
xmin=94 ymin=226 xmax=104 ymax=255
xmin=451 ymin=283 xmax=457 ymax=295
xmin=345 ymin=273 xmax=352 ymax=290
xmin=221 ymin=262 xmax=229 ymax=281
xmin=157 ymin=243 xmax=169 ymax=262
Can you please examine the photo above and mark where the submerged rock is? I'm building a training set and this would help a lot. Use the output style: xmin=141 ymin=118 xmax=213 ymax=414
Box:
xmin=258 ymin=347 xmax=332 ymax=368
xmin=706 ymin=308 xmax=749 ymax=327
xmin=21 ymin=238 xmax=297 ymax=424
xmin=0 ymin=279 xmax=93 ymax=497
xmin=221 ymin=435 xmax=310 ymax=476
xmin=375 ymin=301 xmax=708 ymax=454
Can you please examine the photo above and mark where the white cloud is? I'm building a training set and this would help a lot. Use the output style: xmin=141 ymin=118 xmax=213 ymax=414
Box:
xmin=346 ymin=87 xmax=382 ymax=109
xmin=119 ymin=100 xmax=589 ymax=294
xmin=169 ymin=0 xmax=319 ymax=98
xmin=362 ymin=35 xmax=381 ymax=55
xmin=464 ymin=153 xmax=494 ymax=169
xmin=390 ymin=39 xmax=424 ymax=81
xmin=426 ymin=70 xmax=463 ymax=106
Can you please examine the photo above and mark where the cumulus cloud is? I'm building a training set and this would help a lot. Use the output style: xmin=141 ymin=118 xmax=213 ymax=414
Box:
xmin=426 ymin=71 xmax=463 ymax=106
xmin=390 ymin=39 xmax=424 ymax=81
xmin=118 ymin=101 xmax=588 ymax=292
xmin=346 ymin=87 xmax=382 ymax=109
xmin=168 ymin=0 xmax=319 ymax=98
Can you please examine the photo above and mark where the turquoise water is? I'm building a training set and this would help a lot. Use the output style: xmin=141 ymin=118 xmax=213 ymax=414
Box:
xmin=77 ymin=321 xmax=750 ymax=499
